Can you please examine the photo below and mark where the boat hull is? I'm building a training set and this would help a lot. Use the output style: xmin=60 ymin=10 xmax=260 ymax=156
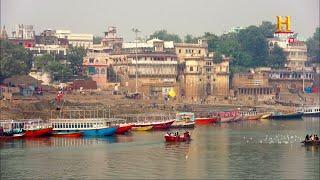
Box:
xmin=218 ymin=116 xmax=236 ymax=123
xmin=24 ymin=127 xmax=53 ymax=137
xmin=131 ymin=126 xmax=153 ymax=131
xmin=171 ymin=122 xmax=195 ymax=128
xmin=195 ymin=117 xmax=218 ymax=125
xmin=245 ymin=114 xmax=263 ymax=121
xmin=152 ymin=120 xmax=174 ymax=130
xmin=269 ymin=112 xmax=303 ymax=120
xmin=261 ymin=113 xmax=271 ymax=119
xmin=301 ymin=140 xmax=320 ymax=146
xmin=0 ymin=133 xmax=25 ymax=141
xmin=82 ymin=127 xmax=117 ymax=136
xmin=302 ymin=112 xmax=320 ymax=117
xmin=52 ymin=132 xmax=82 ymax=138
xmin=165 ymin=134 xmax=191 ymax=142
xmin=116 ymin=124 xmax=132 ymax=134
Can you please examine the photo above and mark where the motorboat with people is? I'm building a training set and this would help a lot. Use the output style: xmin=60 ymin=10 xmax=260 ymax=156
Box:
xmin=301 ymin=134 xmax=320 ymax=146
xmin=164 ymin=131 xmax=191 ymax=142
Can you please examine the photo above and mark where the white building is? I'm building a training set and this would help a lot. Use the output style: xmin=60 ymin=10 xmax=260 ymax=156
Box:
xmin=54 ymin=30 xmax=93 ymax=48
xmin=11 ymin=24 xmax=35 ymax=39
xmin=268 ymin=32 xmax=307 ymax=70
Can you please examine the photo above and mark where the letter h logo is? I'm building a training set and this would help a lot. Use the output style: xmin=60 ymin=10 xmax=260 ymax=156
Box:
xmin=276 ymin=16 xmax=291 ymax=33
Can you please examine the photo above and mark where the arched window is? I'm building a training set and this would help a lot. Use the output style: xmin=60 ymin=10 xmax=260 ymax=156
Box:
xmin=96 ymin=68 xmax=100 ymax=74
xmin=101 ymin=68 xmax=105 ymax=74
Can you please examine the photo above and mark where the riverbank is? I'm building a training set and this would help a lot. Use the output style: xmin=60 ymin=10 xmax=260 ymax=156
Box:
xmin=0 ymin=90 xmax=301 ymax=120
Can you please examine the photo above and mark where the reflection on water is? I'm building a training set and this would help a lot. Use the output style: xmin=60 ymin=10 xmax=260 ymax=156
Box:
xmin=1 ymin=117 xmax=319 ymax=179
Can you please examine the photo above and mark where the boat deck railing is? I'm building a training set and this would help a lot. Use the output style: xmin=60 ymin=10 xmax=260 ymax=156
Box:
xmin=114 ymin=113 xmax=175 ymax=124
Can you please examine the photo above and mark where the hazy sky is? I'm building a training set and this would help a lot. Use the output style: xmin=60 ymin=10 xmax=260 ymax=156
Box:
xmin=1 ymin=0 xmax=319 ymax=40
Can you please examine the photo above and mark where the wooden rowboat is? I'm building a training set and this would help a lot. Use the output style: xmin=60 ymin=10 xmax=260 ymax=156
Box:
xmin=245 ymin=114 xmax=263 ymax=121
xmin=261 ymin=113 xmax=271 ymax=119
xmin=301 ymin=140 xmax=320 ymax=146
xmin=131 ymin=125 xmax=153 ymax=131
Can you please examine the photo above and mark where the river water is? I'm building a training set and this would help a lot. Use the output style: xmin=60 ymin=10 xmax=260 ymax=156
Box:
xmin=1 ymin=117 xmax=319 ymax=179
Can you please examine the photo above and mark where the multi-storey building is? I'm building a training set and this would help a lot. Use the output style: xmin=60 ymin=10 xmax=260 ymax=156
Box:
xmin=11 ymin=24 xmax=35 ymax=39
xmin=101 ymin=26 xmax=123 ymax=53
xmin=82 ymin=49 xmax=109 ymax=89
xmin=9 ymin=24 xmax=35 ymax=48
xmin=55 ymin=30 xmax=93 ymax=48
xmin=268 ymin=36 xmax=307 ymax=70
xmin=232 ymin=71 xmax=275 ymax=101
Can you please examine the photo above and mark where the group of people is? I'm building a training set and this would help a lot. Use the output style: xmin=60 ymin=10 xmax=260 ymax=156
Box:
xmin=305 ymin=134 xmax=319 ymax=141
xmin=167 ymin=131 xmax=190 ymax=138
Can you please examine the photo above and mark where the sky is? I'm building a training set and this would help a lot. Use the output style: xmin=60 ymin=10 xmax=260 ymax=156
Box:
xmin=1 ymin=0 xmax=319 ymax=41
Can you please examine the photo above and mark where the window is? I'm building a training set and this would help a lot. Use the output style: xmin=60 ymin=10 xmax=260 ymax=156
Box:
xmin=96 ymin=68 xmax=99 ymax=74
xmin=179 ymin=49 xmax=181 ymax=53
xmin=190 ymin=67 xmax=193 ymax=71
xmin=199 ymin=50 xmax=201 ymax=54
xmin=101 ymin=68 xmax=105 ymax=74
xmin=89 ymin=58 xmax=94 ymax=63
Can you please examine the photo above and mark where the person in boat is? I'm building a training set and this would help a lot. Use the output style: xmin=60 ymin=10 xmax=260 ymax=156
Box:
xmin=305 ymin=134 xmax=310 ymax=141
xmin=310 ymin=134 xmax=315 ymax=141
xmin=315 ymin=135 xmax=319 ymax=141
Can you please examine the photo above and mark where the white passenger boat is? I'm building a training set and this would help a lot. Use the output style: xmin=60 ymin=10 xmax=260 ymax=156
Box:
xmin=50 ymin=118 xmax=119 ymax=136
xmin=296 ymin=106 xmax=320 ymax=117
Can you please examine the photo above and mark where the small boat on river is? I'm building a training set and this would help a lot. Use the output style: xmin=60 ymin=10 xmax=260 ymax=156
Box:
xmin=116 ymin=124 xmax=133 ymax=134
xmin=301 ymin=140 xmax=320 ymax=146
xmin=171 ymin=112 xmax=195 ymax=128
xmin=269 ymin=112 xmax=303 ymax=120
xmin=195 ymin=117 xmax=219 ymax=125
xmin=0 ymin=119 xmax=53 ymax=138
xmin=164 ymin=131 xmax=191 ymax=142
xmin=241 ymin=111 xmax=263 ymax=121
xmin=132 ymin=119 xmax=174 ymax=130
xmin=131 ymin=125 xmax=153 ymax=131
xmin=261 ymin=113 xmax=271 ymax=119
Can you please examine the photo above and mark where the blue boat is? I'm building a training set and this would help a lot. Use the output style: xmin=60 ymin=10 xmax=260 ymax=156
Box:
xmin=50 ymin=118 xmax=119 ymax=137
xmin=82 ymin=126 xmax=117 ymax=136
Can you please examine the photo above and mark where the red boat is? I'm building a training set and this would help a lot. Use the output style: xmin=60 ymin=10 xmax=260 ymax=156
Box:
xmin=116 ymin=124 xmax=132 ymax=134
xmin=24 ymin=127 xmax=53 ymax=137
xmin=152 ymin=120 xmax=175 ymax=130
xmin=195 ymin=117 xmax=219 ymax=125
xmin=133 ymin=120 xmax=174 ymax=130
xmin=165 ymin=132 xmax=191 ymax=142
xmin=52 ymin=132 xmax=82 ymax=138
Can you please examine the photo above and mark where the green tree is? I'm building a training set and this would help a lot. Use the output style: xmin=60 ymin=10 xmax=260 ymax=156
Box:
xmin=203 ymin=32 xmax=220 ymax=52
xmin=66 ymin=46 xmax=87 ymax=75
xmin=237 ymin=26 xmax=269 ymax=67
xmin=184 ymin=34 xmax=198 ymax=43
xmin=149 ymin=30 xmax=182 ymax=42
xmin=34 ymin=53 xmax=54 ymax=70
xmin=306 ymin=27 xmax=320 ymax=62
xmin=268 ymin=44 xmax=286 ymax=68
xmin=259 ymin=21 xmax=276 ymax=38
xmin=47 ymin=61 xmax=71 ymax=81
xmin=0 ymin=40 xmax=33 ymax=82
